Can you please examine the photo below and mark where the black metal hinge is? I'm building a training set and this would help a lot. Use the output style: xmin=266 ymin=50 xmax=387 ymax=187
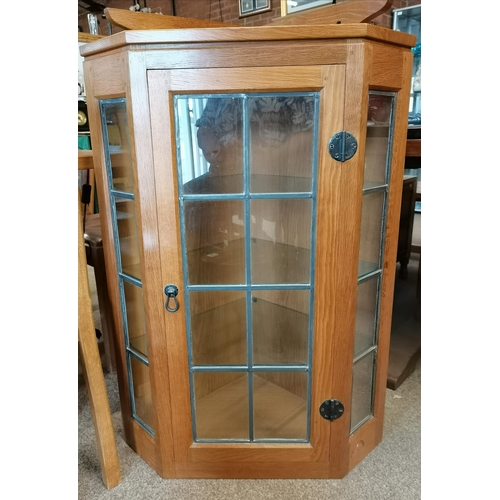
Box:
xmin=319 ymin=399 xmax=345 ymax=421
xmin=328 ymin=131 xmax=358 ymax=162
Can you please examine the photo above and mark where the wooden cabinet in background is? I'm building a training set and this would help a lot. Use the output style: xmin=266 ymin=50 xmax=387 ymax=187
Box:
xmin=80 ymin=23 xmax=415 ymax=479
xmin=397 ymin=175 xmax=417 ymax=278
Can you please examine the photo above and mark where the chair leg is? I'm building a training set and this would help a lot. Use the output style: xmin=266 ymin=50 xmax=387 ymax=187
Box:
xmin=79 ymin=191 xmax=121 ymax=489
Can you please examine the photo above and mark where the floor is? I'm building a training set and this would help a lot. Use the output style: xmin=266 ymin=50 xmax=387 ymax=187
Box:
xmin=78 ymin=356 xmax=420 ymax=500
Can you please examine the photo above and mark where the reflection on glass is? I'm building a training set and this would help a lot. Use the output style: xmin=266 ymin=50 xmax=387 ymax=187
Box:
xmin=190 ymin=291 xmax=246 ymax=365
xmin=253 ymin=372 xmax=307 ymax=440
xmin=367 ymin=93 xmax=393 ymax=127
xmin=184 ymin=200 xmax=245 ymax=285
xmin=364 ymin=128 xmax=390 ymax=188
xmin=350 ymin=351 xmax=375 ymax=432
xmin=358 ymin=191 xmax=385 ymax=277
xmin=115 ymin=198 xmax=142 ymax=279
xmin=102 ymin=100 xmax=134 ymax=192
xmin=354 ymin=277 xmax=379 ymax=357
xmin=177 ymin=97 xmax=244 ymax=194
xmin=364 ymin=93 xmax=394 ymax=188
xmin=194 ymin=372 xmax=248 ymax=440
xmin=363 ymin=92 xmax=394 ymax=189
xmin=130 ymin=356 xmax=154 ymax=431
xmin=252 ymin=290 xmax=309 ymax=365
xmin=251 ymin=199 xmax=311 ymax=284
xmin=248 ymin=95 xmax=314 ymax=193
xmin=123 ymin=281 xmax=147 ymax=357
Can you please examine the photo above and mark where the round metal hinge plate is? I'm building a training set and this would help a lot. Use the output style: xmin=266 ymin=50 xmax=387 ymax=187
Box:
xmin=319 ymin=399 xmax=345 ymax=421
xmin=328 ymin=132 xmax=358 ymax=162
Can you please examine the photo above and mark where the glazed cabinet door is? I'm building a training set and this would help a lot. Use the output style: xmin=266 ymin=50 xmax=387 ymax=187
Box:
xmin=148 ymin=66 xmax=349 ymax=474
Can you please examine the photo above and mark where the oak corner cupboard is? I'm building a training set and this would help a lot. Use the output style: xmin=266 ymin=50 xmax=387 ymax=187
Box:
xmin=80 ymin=23 xmax=415 ymax=479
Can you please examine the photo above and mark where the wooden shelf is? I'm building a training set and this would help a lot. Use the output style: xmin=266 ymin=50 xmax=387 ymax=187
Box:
xmin=188 ymin=238 xmax=310 ymax=285
xmin=183 ymin=173 xmax=312 ymax=195
xmin=358 ymin=260 xmax=378 ymax=279
xmin=190 ymin=297 xmax=309 ymax=366
xmin=130 ymin=334 xmax=148 ymax=358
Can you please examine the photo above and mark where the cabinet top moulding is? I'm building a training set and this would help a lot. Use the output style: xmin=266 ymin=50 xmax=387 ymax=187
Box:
xmin=79 ymin=24 xmax=415 ymax=57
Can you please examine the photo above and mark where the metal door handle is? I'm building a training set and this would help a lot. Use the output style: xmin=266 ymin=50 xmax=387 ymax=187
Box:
xmin=164 ymin=284 xmax=179 ymax=312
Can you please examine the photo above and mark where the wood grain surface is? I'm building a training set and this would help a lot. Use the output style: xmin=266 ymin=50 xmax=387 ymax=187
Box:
xmin=78 ymin=191 xmax=121 ymax=489
xmin=276 ymin=0 xmax=393 ymax=26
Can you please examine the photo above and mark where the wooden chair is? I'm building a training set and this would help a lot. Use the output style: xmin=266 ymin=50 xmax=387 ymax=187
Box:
xmin=79 ymin=158 xmax=120 ymax=489
xmin=79 ymin=151 xmax=117 ymax=373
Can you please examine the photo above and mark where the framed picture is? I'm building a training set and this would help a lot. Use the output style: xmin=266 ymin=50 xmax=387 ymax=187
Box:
xmin=281 ymin=0 xmax=333 ymax=16
xmin=239 ymin=0 xmax=272 ymax=18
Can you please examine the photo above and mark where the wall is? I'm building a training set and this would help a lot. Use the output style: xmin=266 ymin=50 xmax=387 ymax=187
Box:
xmin=78 ymin=0 xmax=421 ymax=35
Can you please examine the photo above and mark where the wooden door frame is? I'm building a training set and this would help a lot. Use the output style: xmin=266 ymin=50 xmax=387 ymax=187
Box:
xmin=147 ymin=65 xmax=349 ymax=471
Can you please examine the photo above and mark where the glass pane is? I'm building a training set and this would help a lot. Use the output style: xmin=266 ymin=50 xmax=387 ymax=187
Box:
xmin=253 ymin=372 xmax=307 ymax=440
xmin=367 ymin=93 xmax=393 ymax=127
xmin=130 ymin=356 xmax=154 ymax=431
xmin=358 ymin=191 xmax=385 ymax=278
xmin=184 ymin=200 xmax=245 ymax=285
xmin=190 ymin=291 xmax=246 ymax=365
xmin=123 ymin=281 xmax=148 ymax=357
xmin=115 ymin=198 xmax=142 ymax=279
xmin=178 ymin=97 xmax=244 ymax=195
xmin=194 ymin=372 xmax=248 ymax=440
xmin=241 ymin=0 xmax=254 ymax=14
xmin=248 ymin=95 xmax=315 ymax=193
xmin=252 ymin=290 xmax=309 ymax=365
xmin=102 ymin=100 xmax=134 ymax=193
xmin=350 ymin=351 xmax=375 ymax=432
xmin=364 ymin=128 xmax=389 ymax=188
xmin=354 ymin=277 xmax=379 ymax=358
xmin=365 ymin=93 xmax=394 ymax=187
xmin=251 ymin=199 xmax=311 ymax=284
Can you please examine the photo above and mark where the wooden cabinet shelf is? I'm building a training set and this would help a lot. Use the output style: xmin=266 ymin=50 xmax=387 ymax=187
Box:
xmin=187 ymin=239 xmax=310 ymax=285
xmin=190 ymin=297 xmax=309 ymax=366
xmin=184 ymin=173 xmax=312 ymax=195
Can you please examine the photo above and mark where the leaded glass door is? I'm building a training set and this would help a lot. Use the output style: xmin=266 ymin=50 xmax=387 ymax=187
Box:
xmin=177 ymin=90 xmax=319 ymax=445
xmin=148 ymin=66 xmax=348 ymax=465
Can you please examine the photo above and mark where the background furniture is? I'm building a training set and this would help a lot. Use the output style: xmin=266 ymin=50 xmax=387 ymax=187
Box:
xmin=387 ymin=130 xmax=421 ymax=390
xmin=78 ymin=185 xmax=121 ymax=489
xmin=397 ymin=175 xmax=417 ymax=278
xmin=81 ymin=21 xmax=414 ymax=479
xmin=405 ymin=126 xmax=421 ymax=253
xmin=79 ymin=146 xmax=117 ymax=374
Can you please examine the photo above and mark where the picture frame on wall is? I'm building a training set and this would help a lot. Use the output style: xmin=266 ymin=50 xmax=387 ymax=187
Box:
xmin=239 ymin=0 xmax=272 ymax=18
xmin=281 ymin=0 xmax=333 ymax=16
